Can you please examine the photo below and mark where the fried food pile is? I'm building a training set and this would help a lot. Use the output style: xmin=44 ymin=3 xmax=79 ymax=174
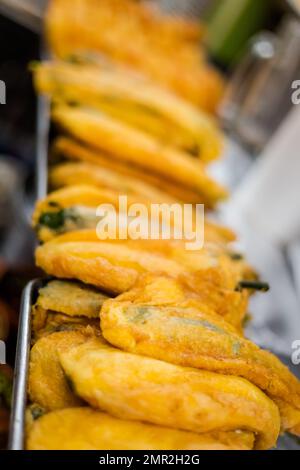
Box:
xmin=33 ymin=0 xmax=229 ymax=211
xmin=26 ymin=0 xmax=300 ymax=451
xmin=28 ymin=227 xmax=300 ymax=449
xmin=28 ymin=223 xmax=300 ymax=451
xmin=46 ymin=0 xmax=224 ymax=113
xmin=33 ymin=60 xmax=227 ymax=208
xmin=26 ymin=271 xmax=300 ymax=450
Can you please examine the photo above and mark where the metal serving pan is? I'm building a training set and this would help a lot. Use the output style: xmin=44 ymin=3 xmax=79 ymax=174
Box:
xmin=8 ymin=279 xmax=45 ymax=450
xmin=8 ymin=44 xmax=51 ymax=447
xmin=36 ymin=95 xmax=50 ymax=200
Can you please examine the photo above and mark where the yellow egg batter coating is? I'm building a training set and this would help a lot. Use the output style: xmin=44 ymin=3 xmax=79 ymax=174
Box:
xmin=27 ymin=408 xmax=255 ymax=450
xmin=100 ymin=276 xmax=300 ymax=436
xmin=59 ymin=337 xmax=280 ymax=449
xmin=31 ymin=280 xmax=107 ymax=341
xmin=35 ymin=280 xmax=109 ymax=318
xmin=28 ymin=329 xmax=95 ymax=410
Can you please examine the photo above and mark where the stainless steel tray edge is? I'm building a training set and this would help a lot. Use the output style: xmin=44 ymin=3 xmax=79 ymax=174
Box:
xmin=8 ymin=279 xmax=45 ymax=450
xmin=8 ymin=49 xmax=51 ymax=449
xmin=36 ymin=95 xmax=50 ymax=201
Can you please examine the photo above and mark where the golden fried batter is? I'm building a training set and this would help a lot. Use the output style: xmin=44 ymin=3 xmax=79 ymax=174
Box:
xmin=46 ymin=0 xmax=224 ymax=112
xmin=103 ymin=273 xmax=249 ymax=332
xmin=32 ymin=184 xmax=195 ymax=243
xmin=31 ymin=280 xmax=107 ymax=341
xmin=52 ymin=105 xmax=228 ymax=206
xmin=27 ymin=408 xmax=255 ymax=450
xmin=28 ymin=329 xmax=94 ymax=410
xmin=100 ymin=278 xmax=300 ymax=435
xmin=36 ymin=280 xmax=108 ymax=318
xmin=53 ymin=137 xmax=229 ymax=209
xmin=31 ymin=307 xmax=100 ymax=343
xmin=35 ymin=230 xmax=252 ymax=329
xmin=34 ymin=60 xmax=223 ymax=162
xmin=33 ymin=184 xmax=150 ymax=242
xmin=34 ymin=183 xmax=235 ymax=247
xmin=34 ymin=230 xmax=245 ymax=283
xmin=50 ymin=162 xmax=177 ymax=204
xmin=59 ymin=337 xmax=280 ymax=449
xmin=35 ymin=236 xmax=186 ymax=294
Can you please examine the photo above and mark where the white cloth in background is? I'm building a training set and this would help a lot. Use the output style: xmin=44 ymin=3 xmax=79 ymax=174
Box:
xmin=228 ymin=105 xmax=300 ymax=246
xmin=210 ymin=106 xmax=300 ymax=355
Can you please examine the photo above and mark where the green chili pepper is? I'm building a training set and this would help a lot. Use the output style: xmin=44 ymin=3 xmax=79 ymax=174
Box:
xmin=236 ymin=281 xmax=270 ymax=292
xmin=39 ymin=210 xmax=66 ymax=230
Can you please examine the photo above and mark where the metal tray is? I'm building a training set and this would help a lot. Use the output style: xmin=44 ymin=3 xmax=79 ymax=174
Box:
xmin=36 ymin=95 xmax=50 ymax=201
xmin=8 ymin=279 xmax=45 ymax=450
xmin=8 ymin=59 xmax=50 ymax=448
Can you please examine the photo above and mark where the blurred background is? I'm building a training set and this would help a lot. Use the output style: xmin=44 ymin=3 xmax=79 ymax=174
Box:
xmin=0 ymin=0 xmax=300 ymax=448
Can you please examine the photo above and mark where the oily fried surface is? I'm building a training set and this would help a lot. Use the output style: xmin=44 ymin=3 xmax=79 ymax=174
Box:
xmin=46 ymin=0 xmax=224 ymax=112
xmin=102 ymin=272 xmax=249 ymax=332
xmin=33 ymin=183 xmax=148 ymax=220
xmin=42 ymin=228 xmax=238 ymax=272
xmin=33 ymin=184 xmax=150 ymax=242
xmin=26 ymin=408 xmax=254 ymax=450
xmin=49 ymin=161 xmax=177 ymax=204
xmin=34 ymin=179 xmax=235 ymax=247
xmin=31 ymin=280 xmax=106 ymax=342
xmin=100 ymin=277 xmax=300 ymax=435
xmin=34 ymin=60 xmax=223 ymax=163
xmin=35 ymin=238 xmax=186 ymax=294
xmin=34 ymin=230 xmax=248 ymax=286
xmin=36 ymin=280 xmax=109 ymax=318
xmin=35 ymin=231 xmax=252 ymax=329
xmin=52 ymin=105 xmax=228 ymax=206
xmin=32 ymin=183 xmax=192 ymax=243
xmin=34 ymin=236 xmax=249 ymax=320
xmin=31 ymin=306 xmax=100 ymax=343
xmin=53 ymin=137 xmax=223 ymax=208
xmin=96 ymin=258 xmax=248 ymax=329
xmin=28 ymin=330 xmax=94 ymax=410
xmin=59 ymin=337 xmax=280 ymax=449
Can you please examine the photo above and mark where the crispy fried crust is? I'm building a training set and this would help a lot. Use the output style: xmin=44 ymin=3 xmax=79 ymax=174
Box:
xmin=101 ymin=272 xmax=249 ymax=332
xmin=31 ymin=280 xmax=106 ymax=341
xmin=28 ymin=330 xmax=93 ymax=410
xmin=53 ymin=137 xmax=222 ymax=208
xmin=34 ymin=180 xmax=235 ymax=246
xmin=52 ymin=106 xmax=228 ymax=205
xmin=35 ymin=236 xmax=186 ymax=294
xmin=100 ymin=277 xmax=300 ymax=435
xmin=50 ymin=162 xmax=177 ymax=204
xmin=27 ymin=408 xmax=255 ymax=450
xmin=46 ymin=0 xmax=224 ymax=112
xmin=60 ymin=337 xmax=280 ymax=449
xmin=31 ymin=306 xmax=100 ymax=343
xmin=33 ymin=184 xmax=152 ymax=242
xmin=36 ymin=280 xmax=109 ymax=318
xmin=34 ymin=60 xmax=223 ymax=162
xmin=34 ymin=230 xmax=252 ymax=329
